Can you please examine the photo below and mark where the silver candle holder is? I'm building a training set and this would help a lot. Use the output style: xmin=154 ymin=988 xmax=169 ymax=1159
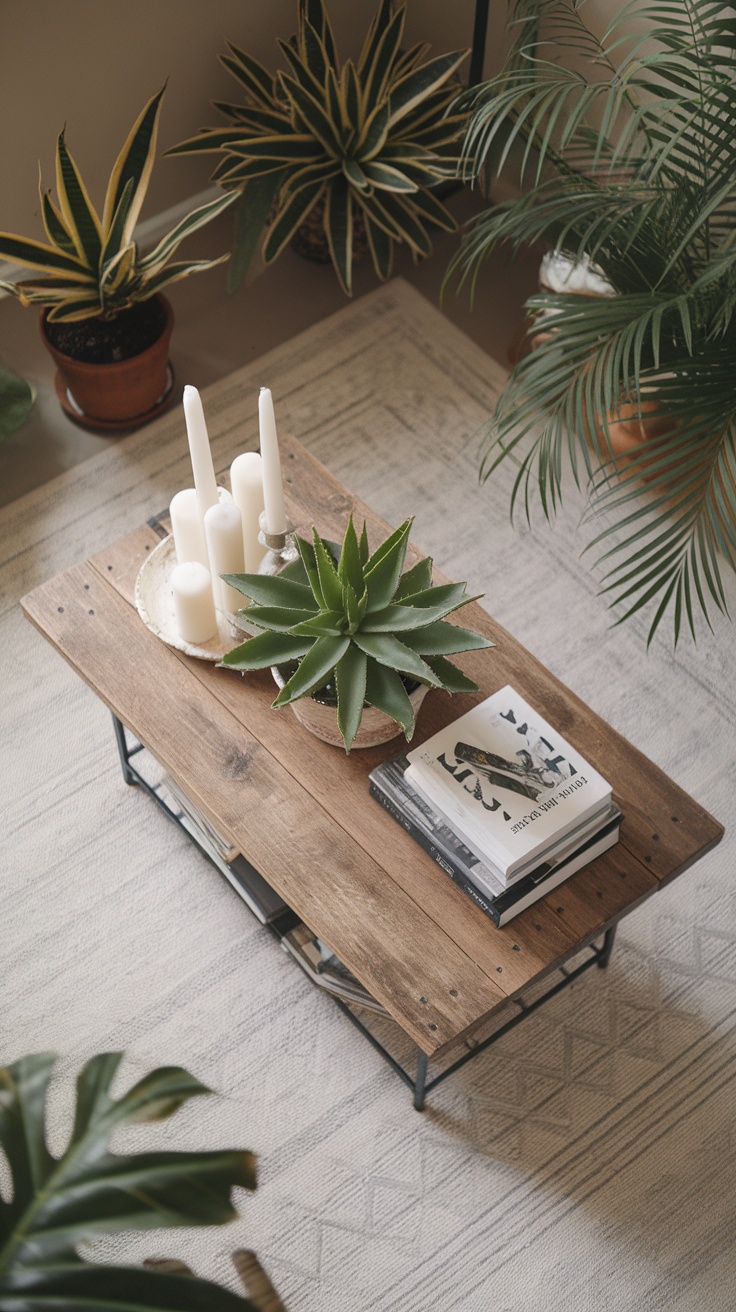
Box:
xmin=257 ymin=510 xmax=299 ymax=575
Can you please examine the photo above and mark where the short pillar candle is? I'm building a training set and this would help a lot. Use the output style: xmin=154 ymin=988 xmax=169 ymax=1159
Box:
xmin=169 ymin=489 xmax=209 ymax=569
xmin=171 ymin=561 xmax=218 ymax=644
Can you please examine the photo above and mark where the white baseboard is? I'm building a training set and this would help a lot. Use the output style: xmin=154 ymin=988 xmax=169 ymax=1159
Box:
xmin=0 ymin=186 xmax=220 ymax=292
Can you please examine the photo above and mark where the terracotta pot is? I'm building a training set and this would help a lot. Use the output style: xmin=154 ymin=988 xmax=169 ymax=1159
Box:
xmin=41 ymin=295 xmax=174 ymax=427
xmin=588 ymin=397 xmax=674 ymax=480
xmin=271 ymin=665 xmax=429 ymax=750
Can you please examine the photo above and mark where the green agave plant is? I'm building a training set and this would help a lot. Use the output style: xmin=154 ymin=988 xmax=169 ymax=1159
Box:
xmin=447 ymin=0 xmax=736 ymax=645
xmin=0 ymin=86 xmax=236 ymax=322
xmin=167 ymin=0 xmax=468 ymax=295
xmin=0 ymin=1051 xmax=259 ymax=1310
xmin=220 ymin=516 xmax=493 ymax=752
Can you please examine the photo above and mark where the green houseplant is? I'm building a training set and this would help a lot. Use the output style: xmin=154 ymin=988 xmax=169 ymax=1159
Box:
xmin=167 ymin=0 xmax=468 ymax=295
xmin=0 ymin=1050 xmax=264 ymax=1311
xmin=220 ymin=515 xmax=493 ymax=752
xmin=0 ymin=86 xmax=235 ymax=427
xmin=447 ymin=0 xmax=736 ymax=644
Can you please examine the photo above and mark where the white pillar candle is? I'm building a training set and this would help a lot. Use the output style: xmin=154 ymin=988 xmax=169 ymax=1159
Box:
xmin=258 ymin=387 xmax=287 ymax=535
xmin=171 ymin=561 xmax=218 ymax=644
xmin=204 ymin=500 xmax=246 ymax=613
xmin=230 ymin=451 xmax=267 ymax=571
xmin=183 ymin=385 xmax=219 ymax=524
xmin=169 ymin=489 xmax=208 ymax=569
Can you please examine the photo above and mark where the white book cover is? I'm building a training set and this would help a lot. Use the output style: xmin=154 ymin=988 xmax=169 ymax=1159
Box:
xmin=406 ymin=685 xmax=612 ymax=877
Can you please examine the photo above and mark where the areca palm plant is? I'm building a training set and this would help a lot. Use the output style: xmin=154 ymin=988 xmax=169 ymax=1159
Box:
xmin=448 ymin=0 xmax=736 ymax=644
xmin=167 ymin=0 xmax=467 ymax=295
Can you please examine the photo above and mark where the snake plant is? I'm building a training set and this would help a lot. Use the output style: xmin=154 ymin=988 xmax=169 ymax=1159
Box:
xmin=0 ymin=1051 xmax=258 ymax=1310
xmin=0 ymin=87 xmax=236 ymax=322
xmin=220 ymin=516 xmax=493 ymax=752
xmin=167 ymin=0 xmax=468 ymax=295
xmin=447 ymin=0 xmax=736 ymax=645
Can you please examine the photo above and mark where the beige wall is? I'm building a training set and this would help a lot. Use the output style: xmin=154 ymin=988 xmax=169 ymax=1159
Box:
xmin=0 ymin=1 xmax=507 ymax=240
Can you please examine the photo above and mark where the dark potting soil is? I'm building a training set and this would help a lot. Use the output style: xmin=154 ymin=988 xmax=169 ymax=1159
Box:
xmin=44 ymin=298 xmax=167 ymax=364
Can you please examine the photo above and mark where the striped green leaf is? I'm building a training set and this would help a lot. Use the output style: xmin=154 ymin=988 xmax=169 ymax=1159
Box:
xmin=102 ymin=85 xmax=165 ymax=241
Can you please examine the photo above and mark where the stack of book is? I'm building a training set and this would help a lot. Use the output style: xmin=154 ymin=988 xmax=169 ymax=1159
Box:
xmin=369 ymin=685 xmax=622 ymax=927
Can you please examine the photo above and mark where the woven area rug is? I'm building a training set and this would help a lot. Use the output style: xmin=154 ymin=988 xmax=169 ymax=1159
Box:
xmin=1 ymin=280 xmax=733 ymax=1312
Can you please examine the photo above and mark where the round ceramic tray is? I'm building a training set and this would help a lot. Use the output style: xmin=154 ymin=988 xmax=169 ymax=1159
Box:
xmin=135 ymin=533 xmax=244 ymax=662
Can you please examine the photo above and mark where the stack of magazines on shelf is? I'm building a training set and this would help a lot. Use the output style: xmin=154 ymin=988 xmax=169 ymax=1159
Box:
xmin=369 ymin=685 xmax=622 ymax=927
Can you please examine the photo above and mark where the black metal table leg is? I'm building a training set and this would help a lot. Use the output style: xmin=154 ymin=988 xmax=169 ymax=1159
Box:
xmin=112 ymin=714 xmax=138 ymax=786
xmin=597 ymin=925 xmax=617 ymax=968
xmin=414 ymin=1052 xmax=429 ymax=1112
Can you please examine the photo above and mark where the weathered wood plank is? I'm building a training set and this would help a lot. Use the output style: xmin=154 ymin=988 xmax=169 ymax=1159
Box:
xmin=21 ymin=562 xmax=505 ymax=1056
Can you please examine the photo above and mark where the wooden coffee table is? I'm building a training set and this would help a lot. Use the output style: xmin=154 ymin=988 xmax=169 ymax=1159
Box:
xmin=21 ymin=436 xmax=723 ymax=1108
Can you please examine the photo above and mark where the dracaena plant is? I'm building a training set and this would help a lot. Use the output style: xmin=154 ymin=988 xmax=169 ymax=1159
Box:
xmin=220 ymin=516 xmax=493 ymax=752
xmin=167 ymin=0 xmax=468 ymax=295
xmin=0 ymin=1051 xmax=260 ymax=1311
xmin=0 ymin=86 xmax=236 ymax=322
xmin=447 ymin=0 xmax=736 ymax=645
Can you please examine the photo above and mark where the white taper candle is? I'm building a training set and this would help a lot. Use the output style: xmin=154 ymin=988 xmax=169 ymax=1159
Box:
xmin=230 ymin=451 xmax=267 ymax=571
xmin=183 ymin=385 xmax=219 ymax=523
xmin=204 ymin=500 xmax=246 ymax=613
xmin=171 ymin=561 xmax=218 ymax=644
xmin=169 ymin=489 xmax=208 ymax=569
xmin=258 ymin=387 xmax=287 ymax=535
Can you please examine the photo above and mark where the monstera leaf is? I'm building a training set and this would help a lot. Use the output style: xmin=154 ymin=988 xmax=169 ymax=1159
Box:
xmin=0 ymin=1052 xmax=259 ymax=1311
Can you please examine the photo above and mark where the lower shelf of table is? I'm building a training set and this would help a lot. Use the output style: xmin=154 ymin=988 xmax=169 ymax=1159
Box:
xmin=112 ymin=714 xmax=617 ymax=1111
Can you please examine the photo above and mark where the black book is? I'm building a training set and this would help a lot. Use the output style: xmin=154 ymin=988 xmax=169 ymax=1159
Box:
xmin=370 ymin=758 xmax=622 ymax=927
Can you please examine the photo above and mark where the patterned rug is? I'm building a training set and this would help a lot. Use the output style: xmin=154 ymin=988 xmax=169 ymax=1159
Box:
xmin=1 ymin=280 xmax=733 ymax=1312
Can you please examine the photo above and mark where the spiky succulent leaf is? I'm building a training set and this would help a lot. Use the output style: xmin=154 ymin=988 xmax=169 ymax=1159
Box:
xmin=294 ymin=533 xmax=326 ymax=607
xmin=394 ymin=555 xmax=433 ymax=597
xmin=361 ymin=600 xmax=464 ymax=631
xmin=221 ymin=571 xmax=318 ymax=609
xmin=313 ymin=527 xmax=344 ymax=610
xmin=364 ymin=517 xmax=413 ymax=611
xmin=291 ymin=610 xmax=347 ymax=636
xmin=338 ymin=515 xmax=366 ymax=597
xmin=352 ymin=630 xmax=442 ymax=685
xmin=336 ymin=644 xmax=368 ymax=751
xmin=424 ymin=653 xmax=480 ymax=692
xmin=364 ymin=659 xmax=415 ymax=737
xmin=402 ymin=622 xmax=493 ymax=655
xmin=272 ymin=634 xmax=350 ymax=705
xmin=220 ymin=631 xmax=312 ymax=669
xmin=240 ymin=604 xmax=318 ymax=631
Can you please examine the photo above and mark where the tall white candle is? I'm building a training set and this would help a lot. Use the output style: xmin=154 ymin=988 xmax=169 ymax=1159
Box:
xmin=170 ymin=489 xmax=208 ymax=569
xmin=258 ymin=387 xmax=287 ymax=535
xmin=204 ymin=500 xmax=246 ymax=613
xmin=171 ymin=561 xmax=218 ymax=644
xmin=230 ymin=451 xmax=267 ymax=571
xmin=183 ymin=385 xmax=219 ymax=524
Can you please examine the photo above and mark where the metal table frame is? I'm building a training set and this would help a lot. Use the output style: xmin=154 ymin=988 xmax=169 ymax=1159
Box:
xmin=113 ymin=713 xmax=617 ymax=1112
